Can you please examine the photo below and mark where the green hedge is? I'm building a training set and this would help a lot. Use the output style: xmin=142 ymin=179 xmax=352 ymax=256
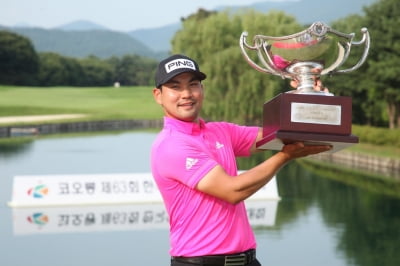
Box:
xmin=353 ymin=125 xmax=400 ymax=148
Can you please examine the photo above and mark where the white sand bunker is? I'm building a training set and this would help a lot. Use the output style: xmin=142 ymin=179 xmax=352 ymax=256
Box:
xmin=0 ymin=114 xmax=87 ymax=124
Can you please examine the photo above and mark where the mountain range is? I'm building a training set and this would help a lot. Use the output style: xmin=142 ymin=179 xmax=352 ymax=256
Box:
xmin=1 ymin=0 xmax=375 ymax=60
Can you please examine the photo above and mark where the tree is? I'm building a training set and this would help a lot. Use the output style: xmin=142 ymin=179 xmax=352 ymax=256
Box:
xmin=329 ymin=15 xmax=383 ymax=126
xmin=108 ymin=55 xmax=157 ymax=86
xmin=171 ymin=9 xmax=302 ymax=125
xmin=363 ymin=0 xmax=400 ymax=129
xmin=79 ymin=56 xmax=114 ymax=86
xmin=37 ymin=52 xmax=83 ymax=86
xmin=180 ymin=8 xmax=217 ymax=22
xmin=0 ymin=30 xmax=39 ymax=85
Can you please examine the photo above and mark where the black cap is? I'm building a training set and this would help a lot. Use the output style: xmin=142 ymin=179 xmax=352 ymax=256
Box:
xmin=155 ymin=54 xmax=207 ymax=87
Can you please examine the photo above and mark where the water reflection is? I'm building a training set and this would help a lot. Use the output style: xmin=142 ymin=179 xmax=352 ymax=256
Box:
xmin=12 ymin=200 xmax=278 ymax=236
xmin=0 ymin=138 xmax=34 ymax=156
xmin=270 ymin=163 xmax=400 ymax=266
xmin=0 ymin=132 xmax=399 ymax=266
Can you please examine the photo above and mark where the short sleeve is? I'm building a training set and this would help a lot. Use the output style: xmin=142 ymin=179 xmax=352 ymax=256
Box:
xmin=151 ymin=133 xmax=218 ymax=189
xmin=210 ymin=122 xmax=259 ymax=157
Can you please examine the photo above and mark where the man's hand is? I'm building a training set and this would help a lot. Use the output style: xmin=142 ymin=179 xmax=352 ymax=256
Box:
xmin=280 ymin=142 xmax=332 ymax=160
xmin=290 ymin=78 xmax=329 ymax=93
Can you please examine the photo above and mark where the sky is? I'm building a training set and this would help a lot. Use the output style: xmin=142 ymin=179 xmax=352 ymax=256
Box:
xmin=0 ymin=0 xmax=295 ymax=32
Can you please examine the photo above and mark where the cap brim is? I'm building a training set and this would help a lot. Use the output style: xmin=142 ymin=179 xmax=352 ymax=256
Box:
xmin=157 ymin=70 xmax=206 ymax=87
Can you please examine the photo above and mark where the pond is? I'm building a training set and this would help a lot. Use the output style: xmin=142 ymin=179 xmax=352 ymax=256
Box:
xmin=0 ymin=131 xmax=399 ymax=266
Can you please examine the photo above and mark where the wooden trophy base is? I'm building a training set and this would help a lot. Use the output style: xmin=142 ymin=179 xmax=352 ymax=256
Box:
xmin=256 ymin=130 xmax=359 ymax=153
xmin=256 ymin=93 xmax=359 ymax=153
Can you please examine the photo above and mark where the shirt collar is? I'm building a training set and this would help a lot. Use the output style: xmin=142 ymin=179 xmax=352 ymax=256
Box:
xmin=163 ymin=117 xmax=206 ymax=135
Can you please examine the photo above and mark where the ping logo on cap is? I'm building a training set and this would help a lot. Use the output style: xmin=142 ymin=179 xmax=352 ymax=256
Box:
xmin=165 ymin=59 xmax=196 ymax=73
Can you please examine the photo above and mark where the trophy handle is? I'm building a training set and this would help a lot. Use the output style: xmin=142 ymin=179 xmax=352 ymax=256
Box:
xmin=239 ymin=31 xmax=289 ymax=79
xmin=334 ymin=28 xmax=370 ymax=74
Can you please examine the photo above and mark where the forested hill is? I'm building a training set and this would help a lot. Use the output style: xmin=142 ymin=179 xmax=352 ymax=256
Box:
xmin=0 ymin=26 xmax=160 ymax=59
xmin=1 ymin=0 xmax=375 ymax=60
xmin=128 ymin=0 xmax=376 ymax=54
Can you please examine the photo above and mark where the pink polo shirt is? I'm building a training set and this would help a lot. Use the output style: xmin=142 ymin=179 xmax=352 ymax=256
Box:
xmin=151 ymin=117 xmax=259 ymax=257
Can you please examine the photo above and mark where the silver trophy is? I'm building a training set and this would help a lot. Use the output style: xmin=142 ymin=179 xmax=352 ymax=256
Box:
xmin=239 ymin=22 xmax=370 ymax=152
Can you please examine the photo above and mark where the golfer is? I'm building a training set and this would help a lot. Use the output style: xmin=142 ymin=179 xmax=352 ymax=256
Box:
xmin=151 ymin=54 xmax=331 ymax=266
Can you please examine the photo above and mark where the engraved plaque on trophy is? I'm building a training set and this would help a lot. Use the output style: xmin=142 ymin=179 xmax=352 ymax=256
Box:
xmin=240 ymin=22 xmax=370 ymax=153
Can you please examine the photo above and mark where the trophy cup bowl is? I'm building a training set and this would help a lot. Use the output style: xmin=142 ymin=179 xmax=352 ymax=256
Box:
xmin=240 ymin=22 xmax=370 ymax=153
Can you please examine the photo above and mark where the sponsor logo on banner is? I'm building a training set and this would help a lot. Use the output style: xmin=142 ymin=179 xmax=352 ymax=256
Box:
xmin=27 ymin=184 xmax=49 ymax=198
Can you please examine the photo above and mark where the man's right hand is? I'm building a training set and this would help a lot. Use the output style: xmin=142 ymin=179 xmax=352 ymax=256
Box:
xmin=280 ymin=142 xmax=332 ymax=160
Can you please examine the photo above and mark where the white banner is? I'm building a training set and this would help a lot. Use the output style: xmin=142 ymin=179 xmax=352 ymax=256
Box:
xmin=8 ymin=173 xmax=280 ymax=207
xmin=9 ymin=173 xmax=161 ymax=207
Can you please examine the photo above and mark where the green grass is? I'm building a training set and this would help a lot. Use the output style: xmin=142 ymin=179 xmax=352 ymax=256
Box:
xmin=0 ymin=85 xmax=399 ymax=160
xmin=347 ymin=143 xmax=400 ymax=160
xmin=0 ymin=85 xmax=163 ymax=123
